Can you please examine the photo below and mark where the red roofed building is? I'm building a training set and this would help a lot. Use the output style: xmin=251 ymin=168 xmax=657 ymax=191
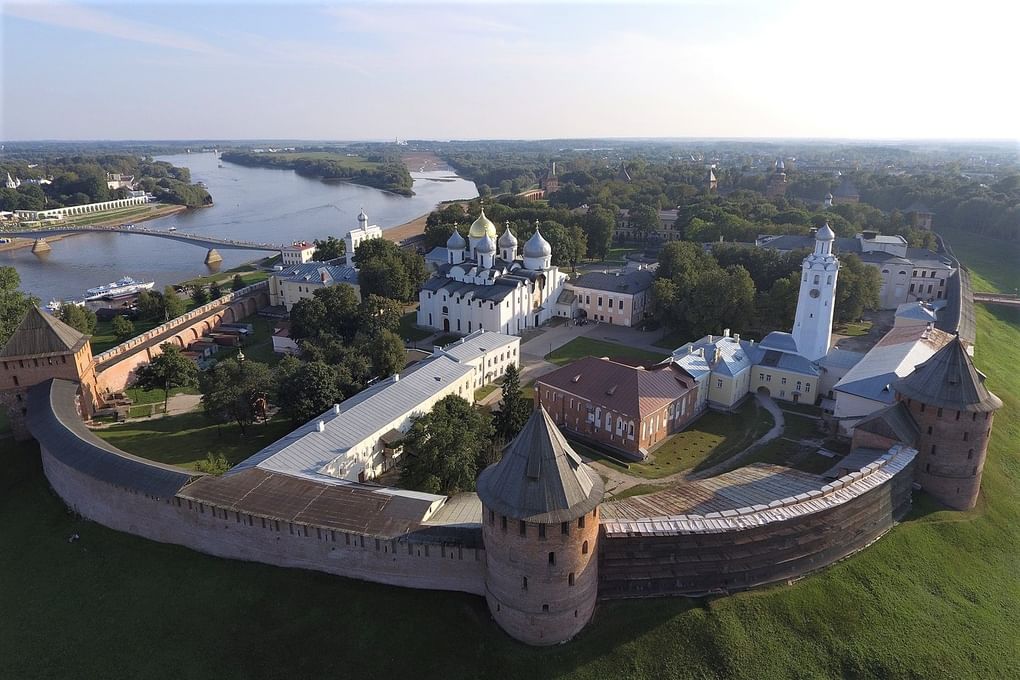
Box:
xmin=535 ymin=357 xmax=699 ymax=459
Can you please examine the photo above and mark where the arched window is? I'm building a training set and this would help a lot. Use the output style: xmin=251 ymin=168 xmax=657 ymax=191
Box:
xmin=568 ymin=573 xmax=575 ymax=586
xmin=582 ymin=540 xmax=589 ymax=555
xmin=522 ymin=576 xmax=528 ymax=590
xmin=968 ymin=449 xmax=974 ymax=459
xmin=813 ymin=274 xmax=820 ymax=285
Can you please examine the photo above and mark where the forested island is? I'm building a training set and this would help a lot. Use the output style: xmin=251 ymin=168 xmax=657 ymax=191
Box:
xmin=0 ymin=154 xmax=212 ymax=211
xmin=220 ymin=150 xmax=414 ymax=196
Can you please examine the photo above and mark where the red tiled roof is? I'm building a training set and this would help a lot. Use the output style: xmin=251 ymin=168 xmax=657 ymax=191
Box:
xmin=536 ymin=357 xmax=695 ymax=419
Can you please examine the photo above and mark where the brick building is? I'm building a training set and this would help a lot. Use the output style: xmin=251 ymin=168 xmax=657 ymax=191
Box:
xmin=535 ymin=356 xmax=698 ymax=459
xmin=0 ymin=307 xmax=100 ymax=438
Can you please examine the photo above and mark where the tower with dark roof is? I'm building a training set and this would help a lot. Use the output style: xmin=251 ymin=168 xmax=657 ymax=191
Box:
xmin=0 ymin=307 xmax=100 ymax=439
xmin=476 ymin=406 xmax=604 ymax=645
xmin=766 ymin=157 xmax=788 ymax=198
xmin=894 ymin=338 xmax=1002 ymax=509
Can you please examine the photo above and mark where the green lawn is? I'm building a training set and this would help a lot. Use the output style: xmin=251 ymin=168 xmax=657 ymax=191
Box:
xmin=399 ymin=310 xmax=432 ymax=342
xmin=545 ymin=338 xmax=666 ymax=366
xmin=833 ymin=320 xmax=872 ymax=337
xmin=178 ymin=262 xmax=270 ymax=289
xmin=124 ymin=385 xmax=199 ymax=406
xmin=2 ymin=245 xmax=1019 ymax=678
xmin=474 ymin=383 xmax=499 ymax=402
xmin=939 ymin=227 xmax=1020 ymax=294
xmin=579 ymin=401 xmax=773 ymax=480
xmin=609 ymin=483 xmax=665 ymax=501
xmin=95 ymin=411 xmax=295 ymax=471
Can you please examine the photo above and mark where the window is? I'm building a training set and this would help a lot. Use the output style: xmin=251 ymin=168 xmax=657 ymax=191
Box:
xmin=548 ymin=552 xmax=556 ymax=565
xmin=538 ymin=524 xmax=546 ymax=539
xmin=578 ymin=516 xmax=585 ymax=529
xmin=937 ymin=407 xmax=943 ymax=418
xmin=813 ymin=274 xmax=820 ymax=285
xmin=765 ymin=374 xmax=772 ymax=383
xmin=968 ymin=449 xmax=974 ymax=460
xmin=489 ymin=510 xmax=494 ymax=525
xmin=501 ymin=516 xmax=507 ymax=532
xmin=561 ymin=522 xmax=569 ymax=535
xmin=927 ymin=426 xmax=933 ymax=435
xmin=542 ymin=604 xmax=549 ymax=612
xmin=931 ymin=445 xmax=937 ymax=456
xmin=781 ymin=377 xmax=787 ymax=385
xmin=522 ymin=576 xmax=528 ymax=591
xmin=597 ymin=296 xmax=603 ymax=307
xmin=963 ymin=431 xmax=969 ymax=441
xmin=582 ymin=540 xmax=589 ymax=555
xmin=568 ymin=573 xmax=575 ymax=586
xmin=519 ymin=520 xmax=527 ymax=537
xmin=716 ymin=379 xmax=723 ymax=389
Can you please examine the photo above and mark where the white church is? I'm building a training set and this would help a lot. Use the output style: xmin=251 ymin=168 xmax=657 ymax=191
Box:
xmin=417 ymin=209 xmax=568 ymax=336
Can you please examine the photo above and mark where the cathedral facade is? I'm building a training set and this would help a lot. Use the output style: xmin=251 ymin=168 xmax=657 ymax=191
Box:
xmin=417 ymin=210 xmax=567 ymax=336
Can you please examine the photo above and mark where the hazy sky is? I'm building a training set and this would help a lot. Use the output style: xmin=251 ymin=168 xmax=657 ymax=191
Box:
xmin=2 ymin=0 xmax=1018 ymax=141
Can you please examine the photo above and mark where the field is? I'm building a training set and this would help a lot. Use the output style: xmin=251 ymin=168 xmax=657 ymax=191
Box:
xmin=1 ymin=230 xmax=1019 ymax=678
xmin=545 ymin=337 xmax=666 ymax=366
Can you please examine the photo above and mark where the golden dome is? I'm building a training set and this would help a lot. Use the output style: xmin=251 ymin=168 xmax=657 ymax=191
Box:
xmin=468 ymin=209 xmax=497 ymax=239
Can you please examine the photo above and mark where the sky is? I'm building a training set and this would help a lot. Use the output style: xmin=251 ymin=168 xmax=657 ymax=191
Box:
xmin=2 ymin=0 xmax=1018 ymax=141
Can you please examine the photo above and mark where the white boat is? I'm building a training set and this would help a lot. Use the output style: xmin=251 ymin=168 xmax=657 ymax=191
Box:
xmin=85 ymin=276 xmax=155 ymax=300
xmin=168 ymin=226 xmax=178 ymax=231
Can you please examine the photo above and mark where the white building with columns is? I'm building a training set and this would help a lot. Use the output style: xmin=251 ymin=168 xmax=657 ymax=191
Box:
xmin=344 ymin=209 xmax=383 ymax=267
xmin=417 ymin=210 xmax=567 ymax=336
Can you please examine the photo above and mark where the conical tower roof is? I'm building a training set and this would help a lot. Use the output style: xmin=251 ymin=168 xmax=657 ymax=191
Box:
xmin=894 ymin=338 xmax=1002 ymax=412
xmin=476 ymin=406 xmax=603 ymax=523
xmin=0 ymin=306 xmax=88 ymax=358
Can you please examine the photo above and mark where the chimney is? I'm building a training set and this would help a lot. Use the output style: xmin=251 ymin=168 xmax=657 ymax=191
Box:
xmin=708 ymin=334 xmax=713 ymax=343
xmin=688 ymin=345 xmax=694 ymax=354
xmin=316 ymin=420 xmax=325 ymax=432
xmin=714 ymin=347 xmax=721 ymax=364
xmin=723 ymin=328 xmax=730 ymax=338
xmin=393 ymin=374 xmax=400 ymax=382
xmin=333 ymin=404 xmax=340 ymax=414
xmin=734 ymin=333 xmax=740 ymax=341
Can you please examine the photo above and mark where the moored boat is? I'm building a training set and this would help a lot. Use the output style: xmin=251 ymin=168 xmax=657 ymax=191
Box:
xmin=85 ymin=276 xmax=155 ymax=301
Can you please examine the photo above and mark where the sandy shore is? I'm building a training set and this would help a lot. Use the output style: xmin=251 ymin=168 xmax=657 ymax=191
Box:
xmin=0 ymin=204 xmax=188 ymax=253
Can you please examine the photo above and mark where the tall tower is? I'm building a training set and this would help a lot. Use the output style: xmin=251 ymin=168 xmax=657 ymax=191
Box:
xmin=476 ymin=407 xmax=604 ymax=646
xmin=894 ymin=338 xmax=1002 ymax=510
xmin=792 ymin=223 xmax=839 ymax=361
xmin=766 ymin=157 xmax=787 ymax=198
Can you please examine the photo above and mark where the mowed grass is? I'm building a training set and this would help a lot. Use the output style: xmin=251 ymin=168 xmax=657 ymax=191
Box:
xmin=1 ymin=259 xmax=1019 ymax=677
xmin=939 ymin=227 xmax=1020 ymax=294
xmin=95 ymin=411 xmax=295 ymax=470
xmin=545 ymin=337 xmax=666 ymax=366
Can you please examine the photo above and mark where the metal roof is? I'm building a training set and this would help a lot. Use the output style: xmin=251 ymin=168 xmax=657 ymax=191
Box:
xmin=274 ymin=261 xmax=358 ymax=285
xmin=571 ymin=269 xmax=654 ymax=294
xmin=436 ymin=329 xmax=517 ymax=363
xmin=476 ymin=406 xmax=603 ymax=523
xmin=834 ymin=326 xmax=953 ymax=403
xmin=234 ymin=354 xmax=474 ymax=480
xmin=894 ymin=338 xmax=1002 ymax=412
xmin=27 ymin=379 xmax=200 ymax=497
xmin=1 ymin=306 xmax=88 ymax=358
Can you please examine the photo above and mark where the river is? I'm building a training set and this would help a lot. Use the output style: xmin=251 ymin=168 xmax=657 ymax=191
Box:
xmin=2 ymin=152 xmax=477 ymax=302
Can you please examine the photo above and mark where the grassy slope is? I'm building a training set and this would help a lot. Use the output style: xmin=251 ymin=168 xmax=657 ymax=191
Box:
xmin=1 ymin=247 xmax=1019 ymax=679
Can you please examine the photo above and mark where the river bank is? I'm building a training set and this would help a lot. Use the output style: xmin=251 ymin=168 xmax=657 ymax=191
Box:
xmin=0 ymin=204 xmax=187 ymax=253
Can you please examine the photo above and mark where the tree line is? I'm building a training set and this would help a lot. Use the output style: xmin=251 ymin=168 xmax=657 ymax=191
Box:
xmin=220 ymin=151 xmax=413 ymax=196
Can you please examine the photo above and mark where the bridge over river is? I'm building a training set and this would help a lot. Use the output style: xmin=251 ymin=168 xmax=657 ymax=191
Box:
xmin=4 ymin=225 xmax=282 ymax=263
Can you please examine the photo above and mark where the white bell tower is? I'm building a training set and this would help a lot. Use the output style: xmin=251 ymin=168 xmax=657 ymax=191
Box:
xmin=792 ymin=223 xmax=839 ymax=361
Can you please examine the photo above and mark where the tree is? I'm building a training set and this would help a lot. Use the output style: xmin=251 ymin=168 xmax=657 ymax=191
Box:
xmin=0 ymin=267 xmax=38 ymax=347
xmin=58 ymin=303 xmax=97 ymax=335
xmin=357 ymin=294 xmax=403 ymax=336
xmin=274 ymin=358 xmax=344 ymax=424
xmin=232 ymin=274 xmax=246 ymax=292
xmin=583 ymin=206 xmax=615 ymax=260
xmin=494 ymin=364 xmax=531 ymax=443
xmin=134 ymin=343 xmax=198 ymax=414
xmin=354 ymin=237 xmax=428 ymax=302
xmin=366 ymin=329 xmax=406 ymax=379
xmin=566 ymin=223 xmax=588 ymax=273
xmin=629 ymin=204 xmax=661 ymax=242
xmin=191 ymin=286 xmax=210 ymax=307
xmin=399 ymin=394 xmax=494 ymax=495
xmin=200 ymin=357 xmax=275 ymax=435
xmin=312 ymin=235 xmax=345 ymax=261
xmin=163 ymin=285 xmax=185 ymax=320
xmin=111 ymin=315 xmax=135 ymax=342
xmin=209 ymin=281 xmax=222 ymax=299
xmin=835 ymin=254 xmax=882 ymax=323
xmin=289 ymin=284 xmax=360 ymax=340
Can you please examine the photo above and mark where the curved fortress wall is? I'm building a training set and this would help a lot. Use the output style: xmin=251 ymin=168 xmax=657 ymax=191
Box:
xmin=29 ymin=380 xmax=486 ymax=596
xmin=598 ymin=448 xmax=916 ymax=599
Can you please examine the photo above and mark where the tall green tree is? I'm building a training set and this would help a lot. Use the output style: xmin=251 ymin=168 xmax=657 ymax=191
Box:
xmin=357 ymin=294 xmax=403 ymax=336
xmin=355 ymin=238 xmax=427 ymax=303
xmin=163 ymin=285 xmax=185 ymax=320
xmin=399 ymin=395 xmax=494 ymax=495
xmin=191 ymin=286 xmax=210 ymax=307
xmin=312 ymin=236 xmax=345 ymax=261
xmin=835 ymin=254 xmax=882 ymax=323
xmin=111 ymin=315 xmax=135 ymax=342
xmin=494 ymin=364 xmax=531 ymax=444
xmin=0 ymin=267 xmax=38 ymax=347
xmin=274 ymin=357 xmax=344 ymax=425
xmin=366 ymin=329 xmax=406 ymax=379
xmin=57 ymin=303 xmax=97 ymax=335
xmin=209 ymin=281 xmax=222 ymax=299
xmin=232 ymin=274 xmax=246 ymax=292
xmin=583 ymin=206 xmax=616 ymax=260
xmin=629 ymin=204 xmax=661 ymax=241
xmin=134 ymin=343 xmax=198 ymax=414
xmin=200 ymin=357 xmax=275 ymax=435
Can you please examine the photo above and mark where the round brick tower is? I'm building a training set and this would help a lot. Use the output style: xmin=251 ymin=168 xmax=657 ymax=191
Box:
xmin=894 ymin=338 xmax=1002 ymax=510
xmin=476 ymin=406 xmax=604 ymax=646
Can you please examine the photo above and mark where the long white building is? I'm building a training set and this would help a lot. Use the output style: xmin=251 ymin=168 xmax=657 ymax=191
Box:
xmin=417 ymin=210 xmax=567 ymax=335
xmin=234 ymin=330 xmax=520 ymax=483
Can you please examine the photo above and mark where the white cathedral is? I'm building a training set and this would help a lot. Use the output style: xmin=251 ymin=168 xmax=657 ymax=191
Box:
xmin=417 ymin=209 xmax=567 ymax=336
